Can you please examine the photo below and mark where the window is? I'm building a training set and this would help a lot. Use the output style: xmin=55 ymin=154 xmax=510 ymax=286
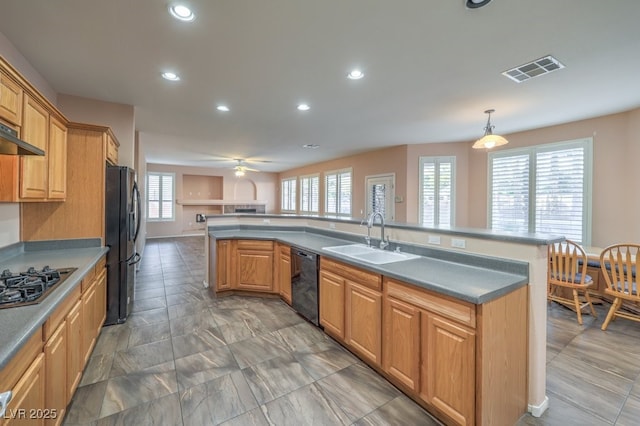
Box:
xmin=299 ymin=174 xmax=319 ymax=214
xmin=488 ymin=138 xmax=592 ymax=244
xmin=325 ymin=168 xmax=352 ymax=216
xmin=147 ymin=172 xmax=175 ymax=221
xmin=419 ymin=156 xmax=455 ymax=227
xmin=281 ymin=177 xmax=297 ymax=212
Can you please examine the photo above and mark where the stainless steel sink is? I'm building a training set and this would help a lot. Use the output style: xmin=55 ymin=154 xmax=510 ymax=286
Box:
xmin=322 ymin=244 xmax=421 ymax=264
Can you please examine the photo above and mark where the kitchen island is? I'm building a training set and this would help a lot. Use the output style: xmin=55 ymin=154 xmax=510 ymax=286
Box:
xmin=206 ymin=214 xmax=562 ymax=425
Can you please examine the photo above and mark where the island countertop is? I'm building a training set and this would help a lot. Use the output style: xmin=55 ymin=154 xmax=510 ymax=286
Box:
xmin=208 ymin=227 xmax=529 ymax=305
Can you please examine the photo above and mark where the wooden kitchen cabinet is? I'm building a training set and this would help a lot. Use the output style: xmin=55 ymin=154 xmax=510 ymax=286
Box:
xmin=216 ymin=240 xmax=233 ymax=291
xmin=319 ymin=268 xmax=345 ymax=339
xmin=235 ymin=240 xmax=274 ymax=292
xmin=0 ymin=71 xmax=23 ymax=126
xmin=44 ymin=323 xmax=67 ymax=426
xmin=81 ymin=280 xmax=98 ymax=365
xmin=278 ymin=244 xmax=292 ymax=304
xmin=319 ymin=257 xmax=382 ymax=365
xmin=20 ymin=93 xmax=49 ymax=199
xmin=105 ymin=133 xmax=118 ymax=165
xmin=47 ymin=116 xmax=67 ymax=200
xmin=421 ymin=312 xmax=475 ymax=426
xmin=3 ymin=354 xmax=45 ymax=426
xmin=383 ymin=296 xmax=420 ymax=392
xmin=345 ymin=280 xmax=382 ymax=367
xmin=66 ymin=300 xmax=83 ymax=401
xmin=21 ymin=123 xmax=118 ymax=242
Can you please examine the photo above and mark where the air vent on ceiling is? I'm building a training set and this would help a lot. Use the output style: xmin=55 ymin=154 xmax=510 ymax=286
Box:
xmin=502 ymin=55 xmax=565 ymax=83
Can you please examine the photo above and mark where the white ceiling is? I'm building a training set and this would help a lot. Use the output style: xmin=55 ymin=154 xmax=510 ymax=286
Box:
xmin=1 ymin=0 xmax=639 ymax=172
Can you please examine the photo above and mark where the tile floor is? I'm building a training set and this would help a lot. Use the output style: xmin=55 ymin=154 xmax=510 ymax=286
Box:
xmin=62 ymin=236 xmax=640 ymax=425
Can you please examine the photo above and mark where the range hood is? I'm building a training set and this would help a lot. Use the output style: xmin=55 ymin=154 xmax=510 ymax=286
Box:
xmin=0 ymin=122 xmax=44 ymax=155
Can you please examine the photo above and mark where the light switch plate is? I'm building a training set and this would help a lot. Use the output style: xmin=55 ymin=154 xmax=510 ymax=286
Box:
xmin=451 ymin=238 xmax=466 ymax=249
xmin=428 ymin=235 xmax=441 ymax=245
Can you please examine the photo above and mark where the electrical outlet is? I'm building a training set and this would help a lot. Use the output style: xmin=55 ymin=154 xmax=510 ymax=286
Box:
xmin=451 ymin=238 xmax=466 ymax=249
xmin=329 ymin=223 xmax=336 ymax=229
xmin=428 ymin=235 xmax=441 ymax=245
xmin=263 ymin=218 xmax=270 ymax=224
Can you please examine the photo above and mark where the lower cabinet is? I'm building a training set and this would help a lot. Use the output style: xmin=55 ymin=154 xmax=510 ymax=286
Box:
xmin=66 ymin=300 xmax=83 ymax=401
xmin=44 ymin=323 xmax=67 ymax=426
xmin=319 ymin=269 xmax=345 ymax=339
xmin=319 ymin=257 xmax=382 ymax=367
xmin=383 ymin=297 xmax=420 ymax=391
xmin=278 ymin=244 xmax=292 ymax=305
xmin=214 ymin=240 xmax=275 ymax=293
xmin=4 ymin=354 xmax=45 ymax=426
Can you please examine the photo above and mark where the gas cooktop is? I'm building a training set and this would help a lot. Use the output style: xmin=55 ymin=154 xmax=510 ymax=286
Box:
xmin=0 ymin=266 xmax=77 ymax=309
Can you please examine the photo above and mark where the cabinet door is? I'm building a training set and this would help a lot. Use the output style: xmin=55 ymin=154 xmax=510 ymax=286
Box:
xmin=236 ymin=249 xmax=274 ymax=291
xmin=81 ymin=284 xmax=97 ymax=365
xmin=421 ymin=313 xmax=475 ymax=426
xmin=345 ymin=281 xmax=382 ymax=366
xmin=0 ymin=72 xmax=23 ymax=126
xmin=216 ymin=240 xmax=232 ymax=290
xmin=383 ymin=297 xmax=420 ymax=391
xmin=4 ymin=353 xmax=45 ymax=426
xmin=279 ymin=249 xmax=292 ymax=304
xmin=20 ymin=94 xmax=49 ymax=199
xmin=66 ymin=300 xmax=82 ymax=400
xmin=44 ymin=323 xmax=67 ymax=426
xmin=95 ymin=268 xmax=107 ymax=331
xmin=319 ymin=269 xmax=345 ymax=340
xmin=47 ymin=116 xmax=67 ymax=200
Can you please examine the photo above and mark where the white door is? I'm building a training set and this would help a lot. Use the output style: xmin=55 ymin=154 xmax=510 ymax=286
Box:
xmin=365 ymin=174 xmax=395 ymax=221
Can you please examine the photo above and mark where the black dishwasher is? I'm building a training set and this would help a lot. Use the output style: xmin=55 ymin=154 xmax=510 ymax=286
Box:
xmin=290 ymin=247 xmax=319 ymax=326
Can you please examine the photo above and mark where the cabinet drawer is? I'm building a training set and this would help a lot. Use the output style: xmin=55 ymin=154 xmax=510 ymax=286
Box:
xmin=385 ymin=278 xmax=476 ymax=328
xmin=95 ymin=256 xmax=106 ymax=275
xmin=236 ymin=240 xmax=273 ymax=251
xmin=0 ymin=331 xmax=42 ymax=391
xmin=320 ymin=257 xmax=381 ymax=291
xmin=43 ymin=285 xmax=81 ymax=341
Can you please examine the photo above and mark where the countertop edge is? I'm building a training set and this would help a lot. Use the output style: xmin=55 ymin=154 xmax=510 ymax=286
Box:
xmin=0 ymin=247 xmax=109 ymax=370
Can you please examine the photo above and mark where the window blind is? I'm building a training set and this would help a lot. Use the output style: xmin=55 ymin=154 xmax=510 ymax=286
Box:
xmin=147 ymin=172 xmax=174 ymax=221
xmin=419 ymin=157 xmax=455 ymax=227
xmin=489 ymin=139 xmax=591 ymax=243
xmin=325 ymin=169 xmax=352 ymax=216
xmin=300 ymin=175 xmax=319 ymax=213
xmin=281 ymin=178 xmax=297 ymax=212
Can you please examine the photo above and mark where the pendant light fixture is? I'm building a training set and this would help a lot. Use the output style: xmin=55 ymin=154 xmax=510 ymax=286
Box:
xmin=472 ymin=109 xmax=509 ymax=149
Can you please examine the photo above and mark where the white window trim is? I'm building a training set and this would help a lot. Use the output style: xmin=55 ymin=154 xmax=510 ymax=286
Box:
xmin=324 ymin=167 xmax=352 ymax=217
xmin=418 ymin=156 xmax=456 ymax=227
xmin=487 ymin=137 xmax=593 ymax=244
xmin=146 ymin=172 xmax=175 ymax=222
xmin=281 ymin=177 xmax=297 ymax=213
xmin=299 ymin=173 xmax=320 ymax=215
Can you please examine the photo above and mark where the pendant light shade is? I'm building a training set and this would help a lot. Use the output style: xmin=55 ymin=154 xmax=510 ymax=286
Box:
xmin=472 ymin=109 xmax=508 ymax=149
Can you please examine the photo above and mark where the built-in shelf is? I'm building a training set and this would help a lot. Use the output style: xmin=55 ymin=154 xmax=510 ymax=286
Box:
xmin=176 ymin=199 xmax=268 ymax=206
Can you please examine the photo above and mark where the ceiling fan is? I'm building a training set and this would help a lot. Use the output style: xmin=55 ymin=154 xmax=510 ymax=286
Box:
xmin=232 ymin=159 xmax=259 ymax=176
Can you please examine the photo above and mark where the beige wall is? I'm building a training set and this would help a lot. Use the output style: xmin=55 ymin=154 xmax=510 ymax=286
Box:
xmin=145 ymin=163 xmax=278 ymax=239
xmin=279 ymin=145 xmax=409 ymax=221
xmin=57 ymin=94 xmax=135 ymax=168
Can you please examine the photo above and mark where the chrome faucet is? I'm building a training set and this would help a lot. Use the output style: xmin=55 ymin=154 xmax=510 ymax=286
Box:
xmin=366 ymin=212 xmax=389 ymax=250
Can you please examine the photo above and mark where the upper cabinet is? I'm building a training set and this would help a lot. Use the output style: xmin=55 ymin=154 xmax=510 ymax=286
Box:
xmin=0 ymin=70 xmax=23 ymax=126
xmin=0 ymin=56 xmax=68 ymax=202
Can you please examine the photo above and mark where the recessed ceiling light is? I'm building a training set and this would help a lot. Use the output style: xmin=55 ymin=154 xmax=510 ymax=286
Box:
xmin=169 ymin=4 xmax=195 ymax=22
xmin=303 ymin=144 xmax=320 ymax=149
xmin=297 ymin=103 xmax=310 ymax=111
xmin=347 ymin=69 xmax=364 ymax=80
xmin=216 ymin=105 xmax=230 ymax=112
xmin=161 ymin=72 xmax=180 ymax=81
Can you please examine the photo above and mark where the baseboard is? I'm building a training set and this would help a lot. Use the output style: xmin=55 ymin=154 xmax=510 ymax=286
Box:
xmin=146 ymin=233 xmax=204 ymax=239
xmin=528 ymin=395 xmax=549 ymax=417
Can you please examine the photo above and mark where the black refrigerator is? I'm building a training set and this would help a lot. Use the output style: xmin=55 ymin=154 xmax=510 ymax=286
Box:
xmin=105 ymin=165 xmax=141 ymax=325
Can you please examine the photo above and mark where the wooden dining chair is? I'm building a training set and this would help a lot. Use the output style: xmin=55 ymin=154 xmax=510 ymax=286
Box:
xmin=548 ymin=240 xmax=597 ymax=325
xmin=600 ymin=244 xmax=640 ymax=331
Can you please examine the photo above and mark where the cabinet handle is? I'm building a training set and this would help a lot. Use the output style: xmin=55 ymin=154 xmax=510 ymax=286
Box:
xmin=0 ymin=390 xmax=12 ymax=418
